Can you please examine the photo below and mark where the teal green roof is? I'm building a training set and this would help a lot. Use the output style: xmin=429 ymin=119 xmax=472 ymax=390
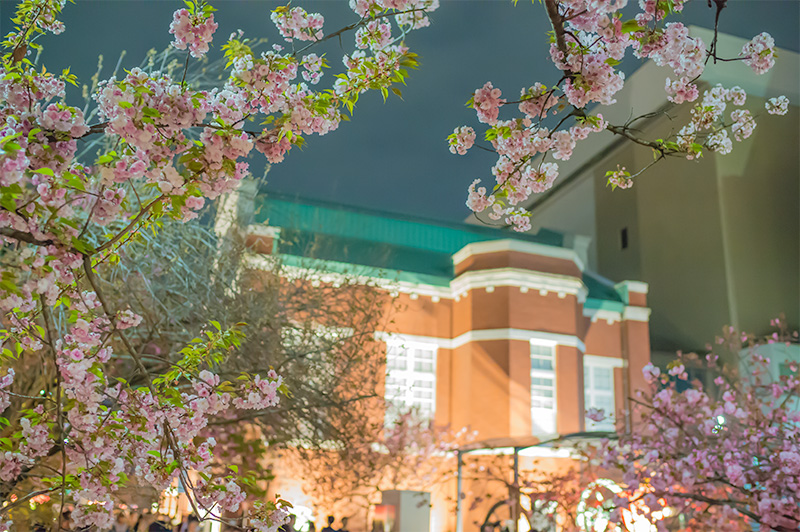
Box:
xmin=255 ymin=193 xmax=626 ymax=303
xmin=255 ymin=192 xmax=563 ymax=282
xmin=583 ymin=271 xmax=625 ymax=308
xmin=254 ymin=193 xmax=564 ymax=256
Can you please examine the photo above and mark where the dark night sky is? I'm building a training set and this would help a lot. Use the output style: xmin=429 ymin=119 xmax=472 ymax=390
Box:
xmin=2 ymin=0 xmax=798 ymax=221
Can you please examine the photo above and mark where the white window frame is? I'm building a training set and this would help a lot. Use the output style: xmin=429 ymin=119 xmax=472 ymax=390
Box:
xmin=385 ymin=339 xmax=438 ymax=422
xmin=583 ymin=355 xmax=621 ymax=431
xmin=530 ymin=340 xmax=557 ymax=436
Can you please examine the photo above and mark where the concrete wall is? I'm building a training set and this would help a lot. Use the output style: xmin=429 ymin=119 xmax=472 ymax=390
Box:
xmin=592 ymin=97 xmax=799 ymax=352
xmin=523 ymin=31 xmax=800 ymax=354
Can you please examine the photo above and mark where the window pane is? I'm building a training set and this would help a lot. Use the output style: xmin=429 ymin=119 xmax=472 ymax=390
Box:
xmin=596 ymin=394 xmax=615 ymax=413
xmin=415 ymin=349 xmax=434 ymax=360
xmin=414 ymin=360 xmax=434 ymax=372
xmin=386 ymin=376 xmax=405 ymax=387
xmin=594 ymin=367 xmax=612 ymax=390
xmin=386 ymin=342 xmax=437 ymax=423
xmin=531 ymin=345 xmax=556 ymax=425
xmin=531 ymin=357 xmax=553 ymax=370
xmin=531 ymin=344 xmax=553 ymax=356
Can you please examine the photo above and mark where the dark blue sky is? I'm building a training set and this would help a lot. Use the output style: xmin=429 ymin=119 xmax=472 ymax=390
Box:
xmin=2 ymin=0 xmax=798 ymax=221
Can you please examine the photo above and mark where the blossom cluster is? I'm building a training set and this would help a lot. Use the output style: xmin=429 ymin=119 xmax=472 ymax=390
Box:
xmin=169 ymin=6 xmax=219 ymax=58
xmin=602 ymin=324 xmax=800 ymax=530
xmin=451 ymin=1 xmax=790 ymax=231
xmin=0 ymin=0 xmax=438 ymax=527
xmin=270 ymin=6 xmax=324 ymax=43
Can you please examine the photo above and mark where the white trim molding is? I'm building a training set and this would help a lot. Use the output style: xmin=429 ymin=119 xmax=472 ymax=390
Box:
xmin=451 ymin=268 xmax=588 ymax=303
xmin=452 ymin=239 xmax=585 ymax=272
xmin=375 ymin=331 xmax=454 ymax=350
xmin=622 ymin=306 xmax=652 ymax=322
xmin=584 ymin=354 xmax=624 ymax=369
xmin=451 ymin=328 xmax=585 ymax=352
xmin=375 ymin=329 xmax=586 ymax=351
xmin=583 ymin=307 xmax=622 ymax=324
xmin=243 ymin=252 xmax=453 ymax=300
xmin=615 ymin=280 xmax=649 ymax=295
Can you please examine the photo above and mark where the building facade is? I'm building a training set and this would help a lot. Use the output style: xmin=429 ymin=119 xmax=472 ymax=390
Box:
xmin=244 ymin=193 xmax=653 ymax=531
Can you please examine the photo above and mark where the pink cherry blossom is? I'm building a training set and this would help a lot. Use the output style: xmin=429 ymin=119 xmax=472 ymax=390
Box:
xmin=448 ymin=126 xmax=476 ymax=155
xmin=271 ymin=6 xmax=324 ymax=43
xmin=472 ymin=82 xmax=505 ymax=125
xmin=742 ymin=32 xmax=777 ymax=75
xmin=766 ymin=95 xmax=790 ymax=115
xmin=169 ymin=7 xmax=219 ymax=58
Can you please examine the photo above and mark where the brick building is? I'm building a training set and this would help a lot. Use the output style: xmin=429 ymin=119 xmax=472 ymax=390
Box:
xmin=245 ymin=192 xmax=653 ymax=531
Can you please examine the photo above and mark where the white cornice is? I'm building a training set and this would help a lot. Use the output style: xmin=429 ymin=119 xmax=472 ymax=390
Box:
xmin=583 ymin=307 xmax=622 ymax=324
xmin=451 ymin=268 xmax=587 ymax=303
xmin=245 ymin=255 xmax=599 ymax=306
xmin=452 ymin=239 xmax=585 ymax=272
xmin=451 ymin=328 xmax=585 ymax=352
xmin=622 ymin=306 xmax=652 ymax=322
xmin=374 ymin=329 xmax=586 ymax=351
xmin=374 ymin=331 xmax=453 ymax=349
xmin=584 ymin=354 xmax=624 ymax=368
xmin=615 ymin=280 xmax=649 ymax=295
xmin=243 ymin=252 xmax=453 ymax=299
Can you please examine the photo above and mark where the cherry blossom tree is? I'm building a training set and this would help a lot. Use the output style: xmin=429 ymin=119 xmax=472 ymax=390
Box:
xmin=0 ymin=0 xmax=439 ymax=529
xmin=451 ymin=0 xmax=792 ymax=232
xmin=458 ymin=454 xmax=595 ymax=532
xmin=599 ymin=320 xmax=800 ymax=531
xmin=283 ymin=410 xmax=466 ymax=530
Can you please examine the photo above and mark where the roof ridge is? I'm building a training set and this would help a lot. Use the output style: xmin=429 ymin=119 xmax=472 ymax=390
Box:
xmin=259 ymin=191 xmax=563 ymax=243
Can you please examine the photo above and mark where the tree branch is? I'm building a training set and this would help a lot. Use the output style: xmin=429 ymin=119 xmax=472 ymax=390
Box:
xmin=93 ymin=195 xmax=164 ymax=255
xmin=39 ymin=295 xmax=67 ymax=525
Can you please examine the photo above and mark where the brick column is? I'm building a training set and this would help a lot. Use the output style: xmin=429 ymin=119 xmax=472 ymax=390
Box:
xmin=509 ymin=340 xmax=532 ymax=436
xmin=555 ymin=345 xmax=585 ymax=435
xmin=617 ymin=281 xmax=652 ymax=430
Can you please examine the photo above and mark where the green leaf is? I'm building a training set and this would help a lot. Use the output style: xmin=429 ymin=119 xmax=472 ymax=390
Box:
xmin=621 ymin=19 xmax=645 ymax=34
xmin=142 ymin=107 xmax=161 ymax=118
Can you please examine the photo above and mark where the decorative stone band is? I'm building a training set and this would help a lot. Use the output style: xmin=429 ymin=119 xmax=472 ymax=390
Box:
xmin=583 ymin=307 xmax=622 ymax=324
xmin=622 ymin=306 xmax=652 ymax=322
xmin=244 ymin=254 xmax=590 ymax=303
xmin=451 ymin=267 xmax=588 ymax=303
xmin=584 ymin=354 xmax=624 ymax=368
xmin=452 ymin=239 xmax=586 ymax=272
xmin=614 ymin=280 xmax=649 ymax=306
xmin=375 ymin=329 xmax=586 ymax=352
xmin=243 ymin=252 xmax=453 ymax=299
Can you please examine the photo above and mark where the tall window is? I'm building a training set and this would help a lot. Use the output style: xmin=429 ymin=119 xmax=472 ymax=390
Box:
xmin=584 ymin=362 xmax=616 ymax=431
xmin=530 ymin=342 xmax=557 ymax=435
xmin=385 ymin=341 xmax=437 ymax=422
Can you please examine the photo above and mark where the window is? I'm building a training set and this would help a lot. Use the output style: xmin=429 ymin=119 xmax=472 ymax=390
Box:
xmin=531 ymin=342 xmax=557 ymax=435
xmin=620 ymin=227 xmax=628 ymax=250
xmin=385 ymin=341 xmax=437 ymax=423
xmin=584 ymin=362 xmax=616 ymax=431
